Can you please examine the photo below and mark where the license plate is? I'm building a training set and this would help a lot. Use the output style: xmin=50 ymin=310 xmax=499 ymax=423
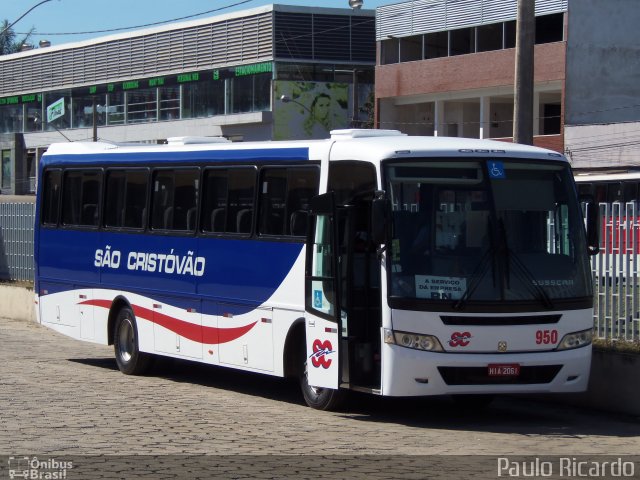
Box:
xmin=488 ymin=363 xmax=520 ymax=377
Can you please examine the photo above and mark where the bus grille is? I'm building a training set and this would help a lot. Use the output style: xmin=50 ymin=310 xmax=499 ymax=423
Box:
xmin=437 ymin=365 xmax=562 ymax=385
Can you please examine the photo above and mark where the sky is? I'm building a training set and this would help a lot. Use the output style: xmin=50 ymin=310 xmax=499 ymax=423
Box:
xmin=4 ymin=0 xmax=391 ymax=48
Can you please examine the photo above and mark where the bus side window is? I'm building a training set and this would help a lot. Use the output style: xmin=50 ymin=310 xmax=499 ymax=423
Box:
xmin=286 ymin=167 xmax=319 ymax=237
xmin=61 ymin=169 xmax=102 ymax=228
xmin=328 ymin=162 xmax=377 ymax=205
xmin=201 ymin=167 xmax=256 ymax=236
xmin=259 ymin=169 xmax=287 ymax=236
xmin=42 ymin=169 xmax=62 ymax=226
xmin=150 ymin=169 xmax=198 ymax=232
xmin=104 ymin=169 xmax=149 ymax=230
xmin=258 ymin=166 xmax=319 ymax=237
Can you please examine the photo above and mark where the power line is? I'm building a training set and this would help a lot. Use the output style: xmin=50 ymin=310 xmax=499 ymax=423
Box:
xmin=15 ymin=0 xmax=256 ymax=36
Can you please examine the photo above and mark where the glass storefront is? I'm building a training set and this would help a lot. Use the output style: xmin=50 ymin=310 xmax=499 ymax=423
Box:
xmin=0 ymin=62 xmax=373 ymax=135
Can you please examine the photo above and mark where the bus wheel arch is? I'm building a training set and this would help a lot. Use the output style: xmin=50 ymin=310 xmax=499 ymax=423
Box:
xmin=107 ymin=296 xmax=133 ymax=345
xmin=283 ymin=319 xmax=305 ymax=378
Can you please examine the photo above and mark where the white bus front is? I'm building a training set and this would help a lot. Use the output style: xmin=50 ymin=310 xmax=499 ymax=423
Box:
xmin=378 ymin=157 xmax=595 ymax=398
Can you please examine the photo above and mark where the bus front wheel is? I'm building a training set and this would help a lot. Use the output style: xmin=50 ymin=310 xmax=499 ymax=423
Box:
xmin=113 ymin=306 xmax=151 ymax=375
xmin=299 ymin=345 xmax=344 ymax=410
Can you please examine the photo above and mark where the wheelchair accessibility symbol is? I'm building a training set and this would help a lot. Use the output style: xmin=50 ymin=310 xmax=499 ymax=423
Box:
xmin=489 ymin=161 xmax=505 ymax=179
xmin=313 ymin=290 xmax=323 ymax=309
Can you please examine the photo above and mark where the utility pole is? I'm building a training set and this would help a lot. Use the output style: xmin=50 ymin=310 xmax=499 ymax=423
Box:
xmin=513 ymin=0 xmax=535 ymax=145
xmin=92 ymin=96 xmax=98 ymax=142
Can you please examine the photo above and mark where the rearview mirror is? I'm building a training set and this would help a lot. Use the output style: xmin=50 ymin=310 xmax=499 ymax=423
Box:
xmin=581 ymin=195 xmax=599 ymax=255
xmin=371 ymin=191 xmax=388 ymax=246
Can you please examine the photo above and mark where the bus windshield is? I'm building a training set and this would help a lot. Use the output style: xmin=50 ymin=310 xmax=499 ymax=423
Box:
xmin=385 ymin=159 xmax=593 ymax=309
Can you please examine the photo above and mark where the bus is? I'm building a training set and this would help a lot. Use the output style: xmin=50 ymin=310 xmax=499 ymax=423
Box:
xmin=35 ymin=130 xmax=598 ymax=410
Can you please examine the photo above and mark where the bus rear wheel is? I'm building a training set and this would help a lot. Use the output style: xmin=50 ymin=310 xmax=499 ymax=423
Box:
xmin=299 ymin=347 xmax=344 ymax=410
xmin=113 ymin=306 xmax=151 ymax=375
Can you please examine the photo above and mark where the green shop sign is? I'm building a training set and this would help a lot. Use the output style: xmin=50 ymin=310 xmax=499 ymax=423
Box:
xmin=234 ymin=62 xmax=272 ymax=77
xmin=0 ymin=93 xmax=42 ymax=105
xmin=1 ymin=64 xmax=273 ymax=107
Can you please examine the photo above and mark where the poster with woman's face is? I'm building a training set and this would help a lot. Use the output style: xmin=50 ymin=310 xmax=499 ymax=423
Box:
xmin=274 ymin=81 xmax=349 ymax=140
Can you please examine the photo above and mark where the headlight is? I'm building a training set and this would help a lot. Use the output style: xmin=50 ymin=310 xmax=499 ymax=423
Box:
xmin=557 ymin=328 xmax=593 ymax=350
xmin=384 ymin=329 xmax=444 ymax=352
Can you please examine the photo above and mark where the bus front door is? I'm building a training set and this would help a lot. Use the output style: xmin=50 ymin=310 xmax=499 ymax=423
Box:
xmin=304 ymin=193 xmax=342 ymax=390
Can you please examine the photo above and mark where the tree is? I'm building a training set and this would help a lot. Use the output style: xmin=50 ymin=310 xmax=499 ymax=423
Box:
xmin=0 ymin=20 xmax=35 ymax=55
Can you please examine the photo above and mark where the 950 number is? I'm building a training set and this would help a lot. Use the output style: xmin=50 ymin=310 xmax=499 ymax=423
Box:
xmin=535 ymin=329 xmax=558 ymax=345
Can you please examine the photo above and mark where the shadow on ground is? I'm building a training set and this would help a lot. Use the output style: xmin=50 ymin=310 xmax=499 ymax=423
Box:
xmin=69 ymin=355 xmax=640 ymax=439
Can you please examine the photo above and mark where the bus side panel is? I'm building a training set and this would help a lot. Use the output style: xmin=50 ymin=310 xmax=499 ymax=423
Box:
xmin=38 ymin=229 xmax=101 ymax=340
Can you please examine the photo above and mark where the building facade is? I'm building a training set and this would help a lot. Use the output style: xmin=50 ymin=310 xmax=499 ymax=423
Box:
xmin=563 ymin=0 xmax=640 ymax=172
xmin=0 ymin=4 xmax=375 ymax=194
xmin=374 ymin=0 xmax=567 ymax=152
xmin=374 ymin=0 xmax=640 ymax=172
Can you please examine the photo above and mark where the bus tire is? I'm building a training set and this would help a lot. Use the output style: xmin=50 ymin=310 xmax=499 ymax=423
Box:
xmin=299 ymin=344 xmax=345 ymax=410
xmin=113 ymin=306 xmax=151 ymax=375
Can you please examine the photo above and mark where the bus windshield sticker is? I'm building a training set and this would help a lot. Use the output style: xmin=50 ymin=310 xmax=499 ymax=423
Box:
xmin=311 ymin=281 xmax=333 ymax=315
xmin=415 ymin=275 xmax=466 ymax=300
xmin=488 ymin=161 xmax=505 ymax=179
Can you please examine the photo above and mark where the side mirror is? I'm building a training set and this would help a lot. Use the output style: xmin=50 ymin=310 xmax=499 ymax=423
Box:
xmin=371 ymin=190 xmax=388 ymax=246
xmin=582 ymin=196 xmax=600 ymax=255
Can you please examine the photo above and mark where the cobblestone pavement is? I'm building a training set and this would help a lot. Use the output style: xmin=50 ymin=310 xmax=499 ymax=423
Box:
xmin=1 ymin=316 xmax=639 ymax=478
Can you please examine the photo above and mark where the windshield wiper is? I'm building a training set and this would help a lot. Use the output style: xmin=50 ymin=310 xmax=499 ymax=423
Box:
xmin=453 ymin=218 xmax=497 ymax=311
xmin=498 ymin=219 xmax=555 ymax=310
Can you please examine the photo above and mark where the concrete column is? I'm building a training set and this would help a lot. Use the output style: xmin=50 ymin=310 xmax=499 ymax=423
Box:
xmin=480 ymin=96 xmax=491 ymax=139
xmin=434 ymin=100 xmax=444 ymax=137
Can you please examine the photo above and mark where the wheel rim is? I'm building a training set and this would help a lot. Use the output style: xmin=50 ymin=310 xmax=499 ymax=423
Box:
xmin=304 ymin=360 xmax=321 ymax=396
xmin=117 ymin=316 xmax=135 ymax=363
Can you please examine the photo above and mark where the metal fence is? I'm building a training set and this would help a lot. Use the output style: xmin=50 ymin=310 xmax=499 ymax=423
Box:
xmin=592 ymin=202 xmax=640 ymax=342
xmin=0 ymin=198 xmax=638 ymax=341
xmin=0 ymin=201 xmax=35 ymax=282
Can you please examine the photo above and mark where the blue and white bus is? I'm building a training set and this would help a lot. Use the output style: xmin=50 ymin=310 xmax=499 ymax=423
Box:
xmin=35 ymin=130 xmax=597 ymax=410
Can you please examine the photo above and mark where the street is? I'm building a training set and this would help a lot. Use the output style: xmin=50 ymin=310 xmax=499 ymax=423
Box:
xmin=1 ymin=316 xmax=638 ymax=478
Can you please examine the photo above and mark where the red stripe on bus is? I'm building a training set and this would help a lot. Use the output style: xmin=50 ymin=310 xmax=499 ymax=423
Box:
xmin=79 ymin=299 xmax=257 ymax=345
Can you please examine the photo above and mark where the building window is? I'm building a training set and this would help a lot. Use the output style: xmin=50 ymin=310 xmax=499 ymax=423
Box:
xmin=230 ymin=72 xmax=272 ymax=114
xmin=183 ymin=80 xmax=225 ymax=118
xmin=231 ymin=76 xmax=253 ymax=114
xmin=536 ymin=13 xmax=564 ymax=44
xmin=504 ymin=20 xmax=517 ymax=48
xmin=127 ymin=88 xmax=157 ymax=123
xmin=425 ymin=31 xmax=448 ymax=59
xmin=1 ymin=150 xmax=11 ymax=189
xmin=542 ymin=103 xmax=561 ymax=135
xmin=449 ymin=27 xmax=475 ymax=56
xmin=477 ymin=23 xmax=503 ymax=52
xmin=159 ymin=86 xmax=180 ymax=121
xmin=107 ymin=91 xmax=125 ymax=125
xmin=381 ymin=38 xmax=399 ymax=64
xmin=0 ymin=106 xmax=22 ymax=134
xmin=400 ymin=35 xmax=423 ymax=62
xmin=72 ymin=95 xmax=106 ymax=129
